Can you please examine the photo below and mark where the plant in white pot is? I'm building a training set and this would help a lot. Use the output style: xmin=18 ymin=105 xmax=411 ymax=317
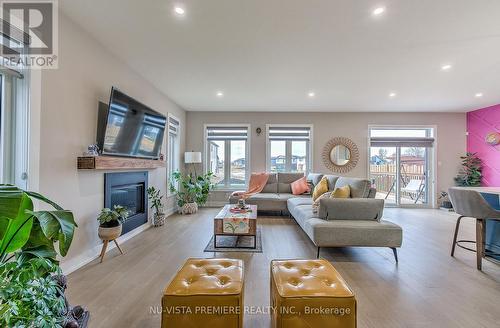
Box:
xmin=147 ymin=186 xmax=165 ymax=226
xmin=169 ymin=171 xmax=214 ymax=214
xmin=97 ymin=205 xmax=129 ymax=240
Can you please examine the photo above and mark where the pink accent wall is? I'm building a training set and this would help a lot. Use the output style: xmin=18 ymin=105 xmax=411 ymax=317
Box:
xmin=467 ymin=104 xmax=500 ymax=186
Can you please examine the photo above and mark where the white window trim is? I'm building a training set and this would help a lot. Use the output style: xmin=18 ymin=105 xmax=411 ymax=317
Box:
xmin=367 ymin=124 xmax=437 ymax=208
xmin=203 ymin=123 xmax=251 ymax=191
xmin=265 ymin=124 xmax=313 ymax=174
xmin=167 ymin=114 xmax=181 ymax=196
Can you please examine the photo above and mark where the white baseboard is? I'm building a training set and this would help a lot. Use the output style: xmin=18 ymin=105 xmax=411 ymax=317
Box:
xmin=61 ymin=206 xmax=177 ymax=275
xmin=164 ymin=206 xmax=176 ymax=216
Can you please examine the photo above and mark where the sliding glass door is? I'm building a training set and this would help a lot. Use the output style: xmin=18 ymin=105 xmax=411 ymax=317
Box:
xmin=399 ymin=146 xmax=429 ymax=205
xmin=369 ymin=127 xmax=434 ymax=207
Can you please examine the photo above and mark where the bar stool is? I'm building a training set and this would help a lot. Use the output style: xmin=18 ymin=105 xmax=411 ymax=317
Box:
xmin=448 ymin=187 xmax=500 ymax=270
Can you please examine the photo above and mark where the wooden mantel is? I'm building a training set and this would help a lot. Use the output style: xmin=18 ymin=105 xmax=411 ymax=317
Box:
xmin=77 ymin=156 xmax=166 ymax=170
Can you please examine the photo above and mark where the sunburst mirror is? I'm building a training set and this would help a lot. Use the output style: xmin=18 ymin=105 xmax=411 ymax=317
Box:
xmin=322 ymin=137 xmax=359 ymax=173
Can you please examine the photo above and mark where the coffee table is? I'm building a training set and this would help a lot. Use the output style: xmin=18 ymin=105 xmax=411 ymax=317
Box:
xmin=214 ymin=204 xmax=257 ymax=249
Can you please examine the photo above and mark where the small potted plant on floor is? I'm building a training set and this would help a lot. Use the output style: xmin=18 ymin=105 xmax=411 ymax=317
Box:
xmin=97 ymin=205 xmax=129 ymax=240
xmin=454 ymin=152 xmax=482 ymax=186
xmin=169 ymin=171 xmax=214 ymax=214
xmin=147 ymin=186 xmax=165 ymax=226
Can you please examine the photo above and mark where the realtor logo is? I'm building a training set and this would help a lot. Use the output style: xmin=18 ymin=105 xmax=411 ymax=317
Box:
xmin=1 ymin=0 xmax=58 ymax=68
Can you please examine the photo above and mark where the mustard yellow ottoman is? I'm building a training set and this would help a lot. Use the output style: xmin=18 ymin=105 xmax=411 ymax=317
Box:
xmin=270 ymin=259 xmax=356 ymax=328
xmin=161 ymin=258 xmax=244 ymax=328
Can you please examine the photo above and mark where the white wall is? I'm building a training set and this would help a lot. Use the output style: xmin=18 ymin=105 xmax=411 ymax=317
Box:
xmin=36 ymin=14 xmax=186 ymax=273
xmin=186 ymin=111 xmax=466 ymax=205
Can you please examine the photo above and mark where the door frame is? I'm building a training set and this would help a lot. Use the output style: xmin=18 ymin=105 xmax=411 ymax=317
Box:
xmin=367 ymin=125 xmax=437 ymax=208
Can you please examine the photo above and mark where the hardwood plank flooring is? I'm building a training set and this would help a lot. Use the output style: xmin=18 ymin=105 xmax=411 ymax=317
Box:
xmin=67 ymin=208 xmax=500 ymax=327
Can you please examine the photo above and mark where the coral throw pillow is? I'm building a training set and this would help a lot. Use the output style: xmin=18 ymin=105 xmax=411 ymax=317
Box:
xmin=331 ymin=185 xmax=351 ymax=198
xmin=291 ymin=176 xmax=310 ymax=195
xmin=312 ymin=177 xmax=329 ymax=201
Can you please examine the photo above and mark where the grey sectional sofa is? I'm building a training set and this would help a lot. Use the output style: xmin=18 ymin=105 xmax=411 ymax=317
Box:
xmin=229 ymin=172 xmax=403 ymax=261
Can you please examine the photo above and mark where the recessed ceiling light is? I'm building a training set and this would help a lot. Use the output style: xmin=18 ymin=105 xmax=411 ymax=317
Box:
xmin=174 ymin=7 xmax=185 ymax=16
xmin=475 ymin=93 xmax=483 ymax=98
xmin=372 ymin=7 xmax=386 ymax=16
xmin=441 ymin=64 xmax=452 ymax=71
xmin=216 ymin=91 xmax=224 ymax=97
xmin=389 ymin=92 xmax=397 ymax=98
xmin=308 ymin=92 xmax=315 ymax=98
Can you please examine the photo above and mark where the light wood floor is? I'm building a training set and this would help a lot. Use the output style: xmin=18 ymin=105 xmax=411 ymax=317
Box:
xmin=67 ymin=208 xmax=500 ymax=328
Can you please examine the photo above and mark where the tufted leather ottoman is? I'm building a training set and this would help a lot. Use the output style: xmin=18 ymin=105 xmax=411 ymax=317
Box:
xmin=270 ymin=259 xmax=356 ymax=328
xmin=161 ymin=258 xmax=244 ymax=328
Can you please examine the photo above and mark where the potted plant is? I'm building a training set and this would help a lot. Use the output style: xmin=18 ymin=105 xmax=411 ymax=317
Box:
xmin=0 ymin=184 xmax=87 ymax=327
xmin=97 ymin=205 xmax=129 ymax=240
xmin=147 ymin=186 xmax=165 ymax=226
xmin=454 ymin=152 xmax=482 ymax=187
xmin=169 ymin=171 xmax=214 ymax=214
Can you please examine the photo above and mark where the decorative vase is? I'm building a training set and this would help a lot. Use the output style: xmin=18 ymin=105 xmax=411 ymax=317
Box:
xmin=180 ymin=202 xmax=198 ymax=214
xmin=153 ymin=212 xmax=166 ymax=226
xmin=98 ymin=223 xmax=122 ymax=240
xmin=441 ymin=200 xmax=453 ymax=209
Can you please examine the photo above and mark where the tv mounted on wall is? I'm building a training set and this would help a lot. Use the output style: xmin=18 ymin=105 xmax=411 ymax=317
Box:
xmin=97 ymin=87 xmax=167 ymax=159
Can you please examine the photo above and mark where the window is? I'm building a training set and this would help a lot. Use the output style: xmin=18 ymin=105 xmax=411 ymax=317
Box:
xmin=267 ymin=125 xmax=312 ymax=174
xmin=0 ymin=17 xmax=30 ymax=189
xmin=205 ymin=125 xmax=249 ymax=189
xmin=369 ymin=126 xmax=435 ymax=207
xmin=167 ymin=115 xmax=180 ymax=190
xmin=0 ymin=67 xmax=29 ymax=189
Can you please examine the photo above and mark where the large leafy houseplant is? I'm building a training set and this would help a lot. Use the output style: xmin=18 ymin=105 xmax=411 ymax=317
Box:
xmin=0 ymin=184 xmax=77 ymax=327
xmin=454 ymin=153 xmax=482 ymax=187
xmin=0 ymin=257 xmax=66 ymax=327
xmin=169 ymin=172 xmax=214 ymax=213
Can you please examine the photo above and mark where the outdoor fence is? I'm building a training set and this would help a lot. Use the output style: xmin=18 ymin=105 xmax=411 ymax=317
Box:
xmin=370 ymin=164 xmax=426 ymax=202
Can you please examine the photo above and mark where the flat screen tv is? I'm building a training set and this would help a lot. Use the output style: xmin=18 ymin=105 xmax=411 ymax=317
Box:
xmin=98 ymin=87 xmax=167 ymax=159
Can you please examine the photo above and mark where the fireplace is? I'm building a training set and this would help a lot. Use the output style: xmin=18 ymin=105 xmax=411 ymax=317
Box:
xmin=104 ymin=171 xmax=148 ymax=235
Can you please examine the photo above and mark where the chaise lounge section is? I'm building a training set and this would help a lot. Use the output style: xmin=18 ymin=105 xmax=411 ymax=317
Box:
xmin=229 ymin=172 xmax=403 ymax=261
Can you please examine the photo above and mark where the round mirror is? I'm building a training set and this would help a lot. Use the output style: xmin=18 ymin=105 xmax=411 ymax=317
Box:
xmin=322 ymin=137 xmax=359 ymax=173
xmin=330 ymin=145 xmax=351 ymax=166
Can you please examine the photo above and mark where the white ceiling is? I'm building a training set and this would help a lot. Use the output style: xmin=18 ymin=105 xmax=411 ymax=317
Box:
xmin=60 ymin=0 xmax=500 ymax=112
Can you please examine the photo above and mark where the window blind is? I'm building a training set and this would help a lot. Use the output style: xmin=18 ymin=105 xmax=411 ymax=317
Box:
xmin=0 ymin=18 xmax=30 ymax=47
xmin=206 ymin=126 xmax=248 ymax=140
xmin=0 ymin=18 xmax=29 ymax=78
xmin=370 ymin=137 xmax=435 ymax=147
xmin=268 ymin=126 xmax=311 ymax=140
xmin=169 ymin=117 xmax=180 ymax=135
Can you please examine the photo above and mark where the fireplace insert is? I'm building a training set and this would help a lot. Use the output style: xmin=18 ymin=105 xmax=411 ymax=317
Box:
xmin=104 ymin=171 xmax=148 ymax=235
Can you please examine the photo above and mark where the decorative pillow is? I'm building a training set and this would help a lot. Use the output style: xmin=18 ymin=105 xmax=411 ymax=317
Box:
xmin=312 ymin=192 xmax=331 ymax=213
xmin=291 ymin=176 xmax=310 ymax=195
xmin=312 ymin=177 xmax=329 ymax=201
xmin=331 ymin=185 xmax=351 ymax=198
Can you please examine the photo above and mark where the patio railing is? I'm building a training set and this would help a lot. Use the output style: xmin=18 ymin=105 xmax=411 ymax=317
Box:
xmin=370 ymin=164 xmax=426 ymax=203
